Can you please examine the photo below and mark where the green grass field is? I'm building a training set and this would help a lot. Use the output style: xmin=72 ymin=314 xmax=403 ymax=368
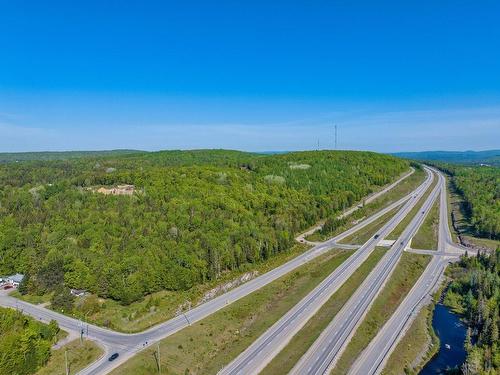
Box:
xmin=411 ymin=198 xmax=439 ymax=250
xmin=331 ymin=252 xmax=431 ymax=375
xmin=109 ymin=249 xmax=353 ymax=375
xmin=261 ymin=247 xmax=388 ymax=375
xmin=36 ymin=339 xmax=103 ymax=375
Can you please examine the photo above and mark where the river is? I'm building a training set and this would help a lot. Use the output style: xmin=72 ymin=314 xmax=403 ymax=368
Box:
xmin=419 ymin=303 xmax=467 ymax=374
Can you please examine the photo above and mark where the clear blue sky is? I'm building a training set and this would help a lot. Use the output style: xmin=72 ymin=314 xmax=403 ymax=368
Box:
xmin=1 ymin=1 xmax=499 ymax=152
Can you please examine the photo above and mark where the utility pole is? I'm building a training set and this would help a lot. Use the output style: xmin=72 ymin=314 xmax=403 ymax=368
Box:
xmin=65 ymin=348 xmax=69 ymax=375
xmin=334 ymin=124 xmax=338 ymax=149
xmin=317 ymin=139 xmax=320 ymax=150
xmin=157 ymin=342 xmax=161 ymax=374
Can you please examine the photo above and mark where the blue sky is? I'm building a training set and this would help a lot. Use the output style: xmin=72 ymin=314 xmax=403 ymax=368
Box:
xmin=1 ymin=1 xmax=499 ymax=152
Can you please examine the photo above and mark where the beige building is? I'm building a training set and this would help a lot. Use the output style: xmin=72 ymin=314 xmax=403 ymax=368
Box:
xmin=96 ymin=184 xmax=135 ymax=196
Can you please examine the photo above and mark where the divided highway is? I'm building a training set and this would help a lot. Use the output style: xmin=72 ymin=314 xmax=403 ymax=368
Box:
xmin=348 ymin=168 xmax=471 ymax=375
xmin=0 ymin=167 xmax=424 ymax=375
xmin=290 ymin=168 xmax=441 ymax=375
xmin=219 ymin=168 xmax=434 ymax=375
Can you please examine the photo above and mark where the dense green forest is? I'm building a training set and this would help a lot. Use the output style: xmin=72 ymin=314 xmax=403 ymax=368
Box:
xmin=445 ymin=251 xmax=500 ymax=374
xmin=0 ymin=150 xmax=144 ymax=163
xmin=438 ymin=164 xmax=500 ymax=240
xmin=0 ymin=150 xmax=408 ymax=305
xmin=0 ymin=307 xmax=60 ymax=375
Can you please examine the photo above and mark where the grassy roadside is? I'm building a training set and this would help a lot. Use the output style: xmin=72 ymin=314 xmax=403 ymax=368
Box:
xmin=9 ymin=290 xmax=52 ymax=305
xmin=36 ymin=339 xmax=103 ymax=375
xmin=109 ymin=249 xmax=353 ymax=375
xmin=381 ymin=282 xmax=446 ymax=375
xmin=386 ymin=173 xmax=438 ymax=241
xmin=445 ymin=175 xmax=460 ymax=243
xmin=411 ymin=198 xmax=439 ymax=250
xmin=381 ymin=303 xmax=438 ymax=375
xmin=261 ymin=247 xmax=388 ymax=375
xmin=305 ymin=168 xmax=426 ymax=242
xmin=338 ymin=205 xmax=401 ymax=245
xmin=331 ymin=252 xmax=431 ymax=375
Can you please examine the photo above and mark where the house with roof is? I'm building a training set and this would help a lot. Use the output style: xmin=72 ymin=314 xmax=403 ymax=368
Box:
xmin=0 ymin=273 xmax=25 ymax=288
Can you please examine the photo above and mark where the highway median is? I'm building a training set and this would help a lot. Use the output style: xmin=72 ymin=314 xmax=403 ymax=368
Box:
xmin=260 ymin=246 xmax=388 ymax=375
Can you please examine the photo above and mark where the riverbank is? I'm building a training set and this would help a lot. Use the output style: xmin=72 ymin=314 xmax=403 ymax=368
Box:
xmin=381 ymin=285 xmax=442 ymax=375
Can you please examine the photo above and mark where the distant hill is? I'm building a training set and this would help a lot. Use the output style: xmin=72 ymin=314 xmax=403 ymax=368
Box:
xmin=392 ymin=150 xmax=500 ymax=166
xmin=0 ymin=149 xmax=145 ymax=163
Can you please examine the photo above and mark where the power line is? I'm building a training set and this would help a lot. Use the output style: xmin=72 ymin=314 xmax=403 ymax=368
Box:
xmin=334 ymin=124 xmax=338 ymax=150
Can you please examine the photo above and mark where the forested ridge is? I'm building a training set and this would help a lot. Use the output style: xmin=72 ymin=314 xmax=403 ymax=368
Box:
xmin=0 ymin=307 xmax=60 ymax=375
xmin=0 ymin=150 xmax=408 ymax=305
xmin=438 ymin=164 xmax=500 ymax=240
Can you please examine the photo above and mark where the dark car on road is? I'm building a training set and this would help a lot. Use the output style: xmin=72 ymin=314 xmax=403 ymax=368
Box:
xmin=108 ymin=353 xmax=119 ymax=361
xmin=374 ymin=234 xmax=379 ymax=239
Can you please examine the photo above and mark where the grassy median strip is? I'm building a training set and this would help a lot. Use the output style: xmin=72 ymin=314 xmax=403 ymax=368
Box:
xmin=338 ymin=205 xmax=401 ymax=245
xmin=411 ymin=198 xmax=439 ymax=250
xmin=260 ymin=246 xmax=388 ymax=375
xmin=386 ymin=174 xmax=438 ymax=241
xmin=331 ymin=252 xmax=431 ymax=375
xmin=109 ymin=249 xmax=353 ymax=375
xmin=306 ymin=168 xmax=426 ymax=243
xmin=36 ymin=339 xmax=103 ymax=375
